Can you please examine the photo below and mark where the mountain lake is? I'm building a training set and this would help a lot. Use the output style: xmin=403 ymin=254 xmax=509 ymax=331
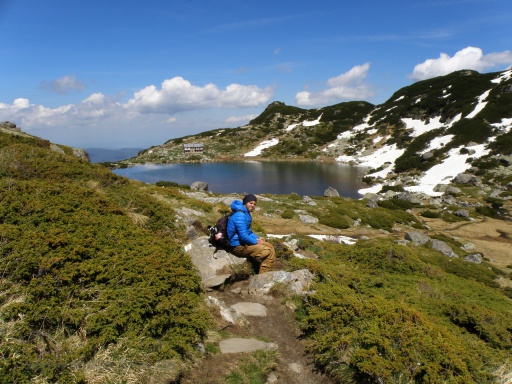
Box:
xmin=113 ymin=161 xmax=370 ymax=198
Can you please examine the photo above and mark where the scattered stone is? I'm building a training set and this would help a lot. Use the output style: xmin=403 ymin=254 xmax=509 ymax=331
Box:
xmin=464 ymin=253 xmax=483 ymax=264
xmin=203 ymin=274 xmax=231 ymax=289
xmin=404 ymin=231 xmax=431 ymax=246
xmin=230 ymin=302 xmax=268 ymax=317
xmin=302 ymin=196 xmax=317 ymax=205
xmin=489 ymin=189 xmax=503 ymax=198
xmin=72 ymin=148 xmax=90 ymax=161
xmin=323 ymin=187 xmax=339 ymax=197
xmin=248 ymin=269 xmax=314 ymax=295
xmin=50 ymin=144 xmax=65 ymax=155
xmin=432 ymin=239 xmax=457 ymax=258
xmin=461 ymin=242 xmax=476 ymax=251
xmin=206 ymin=296 xmax=248 ymax=325
xmin=453 ymin=209 xmax=470 ymax=218
xmin=299 ymin=214 xmax=318 ymax=224
xmin=219 ymin=338 xmax=277 ymax=354
xmin=453 ymin=173 xmax=480 ymax=186
xmin=445 ymin=186 xmax=462 ymax=195
xmin=434 ymin=184 xmax=448 ymax=193
xmin=288 ymin=363 xmax=303 ymax=373
xmin=396 ymin=192 xmax=422 ymax=205
xmin=191 ymin=181 xmax=208 ymax=191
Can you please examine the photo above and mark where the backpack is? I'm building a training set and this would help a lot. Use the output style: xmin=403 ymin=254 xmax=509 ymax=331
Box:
xmin=207 ymin=213 xmax=232 ymax=251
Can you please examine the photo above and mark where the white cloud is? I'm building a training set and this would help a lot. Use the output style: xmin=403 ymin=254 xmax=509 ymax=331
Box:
xmin=295 ymin=63 xmax=375 ymax=106
xmin=0 ymin=76 xmax=273 ymax=129
xmin=225 ymin=114 xmax=257 ymax=124
xmin=0 ymin=76 xmax=274 ymax=147
xmin=124 ymin=76 xmax=273 ymax=114
xmin=409 ymin=46 xmax=512 ymax=80
xmin=41 ymin=75 xmax=86 ymax=95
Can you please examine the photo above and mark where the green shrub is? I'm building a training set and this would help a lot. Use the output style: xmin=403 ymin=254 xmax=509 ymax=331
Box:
xmin=420 ymin=209 xmax=441 ymax=218
xmin=295 ymin=239 xmax=512 ymax=383
xmin=281 ymin=209 xmax=295 ymax=219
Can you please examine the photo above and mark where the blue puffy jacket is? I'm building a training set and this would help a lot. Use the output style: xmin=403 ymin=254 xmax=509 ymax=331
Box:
xmin=227 ymin=200 xmax=258 ymax=247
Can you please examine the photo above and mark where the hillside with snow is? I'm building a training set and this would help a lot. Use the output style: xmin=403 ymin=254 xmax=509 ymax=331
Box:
xmin=121 ymin=68 xmax=512 ymax=197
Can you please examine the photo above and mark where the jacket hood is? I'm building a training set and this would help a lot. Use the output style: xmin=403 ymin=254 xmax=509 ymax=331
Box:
xmin=230 ymin=199 xmax=247 ymax=213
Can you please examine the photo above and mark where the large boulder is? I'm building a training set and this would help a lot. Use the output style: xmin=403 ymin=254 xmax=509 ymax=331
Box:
xmin=185 ymin=236 xmax=247 ymax=289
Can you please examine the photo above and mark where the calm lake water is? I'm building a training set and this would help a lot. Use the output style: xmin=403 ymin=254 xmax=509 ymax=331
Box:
xmin=113 ymin=161 xmax=369 ymax=198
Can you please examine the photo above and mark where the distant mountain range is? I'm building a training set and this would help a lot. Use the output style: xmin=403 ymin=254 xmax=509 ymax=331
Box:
xmin=86 ymin=147 xmax=143 ymax=163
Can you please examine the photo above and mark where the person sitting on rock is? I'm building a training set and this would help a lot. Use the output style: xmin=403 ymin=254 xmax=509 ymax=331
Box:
xmin=227 ymin=194 xmax=275 ymax=274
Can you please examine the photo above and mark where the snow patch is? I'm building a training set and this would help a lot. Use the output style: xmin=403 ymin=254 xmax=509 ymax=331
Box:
xmin=466 ymin=90 xmax=490 ymax=119
xmin=244 ymin=138 xmax=279 ymax=157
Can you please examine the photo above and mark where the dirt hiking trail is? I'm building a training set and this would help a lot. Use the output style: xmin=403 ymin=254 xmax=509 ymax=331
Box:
xmin=180 ymin=278 xmax=332 ymax=384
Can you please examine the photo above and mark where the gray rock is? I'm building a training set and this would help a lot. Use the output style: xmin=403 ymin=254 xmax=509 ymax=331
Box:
xmin=404 ymin=231 xmax=431 ymax=246
xmin=206 ymin=296 xmax=248 ymax=325
xmin=434 ymin=184 xmax=448 ymax=193
xmin=464 ymin=253 xmax=483 ymax=264
xmin=324 ymin=187 xmax=340 ymax=197
xmin=288 ymin=363 xmax=303 ymax=373
xmin=203 ymin=274 xmax=231 ymax=289
xmin=219 ymin=338 xmax=277 ymax=354
xmin=453 ymin=173 xmax=480 ymax=185
xmin=72 ymin=148 xmax=90 ymax=161
xmin=366 ymin=200 xmax=378 ymax=208
xmin=489 ymin=189 xmax=503 ymax=198
xmin=461 ymin=242 xmax=475 ymax=251
xmin=445 ymin=186 xmax=462 ymax=195
xmin=185 ymin=236 xmax=247 ymax=283
xmin=302 ymin=196 xmax=316 ymax=205
xmin=421 ymin=151 xmax=434 ymax=160
xmin=432 ymin=239 xmax=457 ymax=258
xmin=50 ymin=144 xmax=65 ymax=154
xmin=230 ymin=302 xmax=268 ymax=317
xmin=396 ymin=192 xmax=422 ymax=205
xmin=191 ymin=181 xmax=208 ymax=191
xmin=248 ymin=269 xmax=314 ymax=295
xmin=299 ymin=214 xmax=318 ymax=224
xmin=453 ymin=209 xmax=470 ymax=218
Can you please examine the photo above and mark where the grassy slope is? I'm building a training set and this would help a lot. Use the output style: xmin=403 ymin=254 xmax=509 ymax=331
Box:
xmin=0 ymin=132 xmax=210 ymax=383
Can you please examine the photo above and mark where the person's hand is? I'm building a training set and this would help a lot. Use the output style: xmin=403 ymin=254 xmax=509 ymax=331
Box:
xmin=257 ymin=238 xmax=264 ymax=245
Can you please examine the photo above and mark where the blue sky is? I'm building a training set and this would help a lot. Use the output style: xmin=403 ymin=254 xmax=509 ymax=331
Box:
xmin=1 ymin=0 xmax=511 ymax=149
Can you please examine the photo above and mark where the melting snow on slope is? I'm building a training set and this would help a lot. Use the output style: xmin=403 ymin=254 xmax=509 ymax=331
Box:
xmin=491 ymin=68 xmax=512 ymax=83
xmin=402 ymin=116 xmax=444 ymax=137
xmin=424 ymin=135 xmax=454 ymax=152
xmin=491 ymin=118 xmax=512 ymax=134
xmin=244 ymin=138 xmax=279 ymax=157
xmin=466 ymin=90 xmax=490 ymax=119
xmin=286 ymin=114 xmax=323 ymax=132
xmin=405 ymin=144 xmax=489 ymax=196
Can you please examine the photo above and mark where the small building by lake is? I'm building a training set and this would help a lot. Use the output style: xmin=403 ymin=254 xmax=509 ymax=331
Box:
xmin=183 ymin=143 xmax=204 ymax=154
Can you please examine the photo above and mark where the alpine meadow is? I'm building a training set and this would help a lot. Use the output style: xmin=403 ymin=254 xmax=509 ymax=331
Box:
xmin=1 ymin=68 xmax=512 ymax=383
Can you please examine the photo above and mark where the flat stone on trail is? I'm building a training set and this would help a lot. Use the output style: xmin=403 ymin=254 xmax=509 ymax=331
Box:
xmin=230 ymin=302 xmax=267 ymax=317
xmin=202 ymin=274 xmax=231 ymax=289
xmin=219 ymin=338 xmax=277 ymax=354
